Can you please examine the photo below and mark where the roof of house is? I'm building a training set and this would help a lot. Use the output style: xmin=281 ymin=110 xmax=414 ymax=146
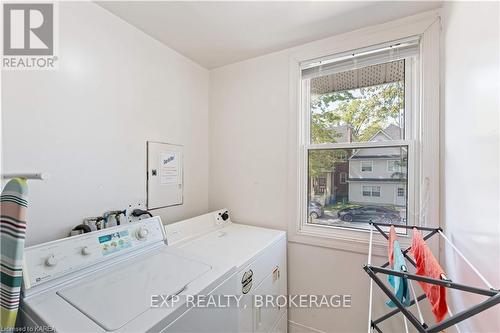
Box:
xmin=382 ymin=124 xmax=403 ymax=140
xmin=330 ymin=124 xmax=351 ymax=143
xmin=367 ymin=124 xmax=403 ymax=142
xmin=348 ymin=124 xmax=405 ymax=160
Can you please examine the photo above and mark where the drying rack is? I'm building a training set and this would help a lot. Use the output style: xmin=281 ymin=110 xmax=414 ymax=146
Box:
xmin=364 ymin=222 xmax=500 ymax=333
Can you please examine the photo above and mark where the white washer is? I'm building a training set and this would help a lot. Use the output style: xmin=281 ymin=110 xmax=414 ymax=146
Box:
xmin=19 ymin=216 xmax=235 ymax=332
xmin=19 ymin=211 xmax=287 ymax=333
xmin=164 ymin=209 xmax=288 ymax=333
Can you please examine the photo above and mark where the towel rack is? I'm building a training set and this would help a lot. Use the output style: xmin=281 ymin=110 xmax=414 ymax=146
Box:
xmin=364 ymin=222 xmax=500 ymax=333
xmin=1 ymin=173 xmax=47 ymax=180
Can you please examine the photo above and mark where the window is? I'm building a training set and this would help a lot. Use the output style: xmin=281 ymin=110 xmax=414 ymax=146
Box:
xmin=336 ymin=150 xmax=348 ymax=161
xmin=301 ymin=38 xmax=419 ymax=231
xmin=388 ymin=160 xmax=401 ymax=172
xmin=362 ymin=186 xmax=381 ymax=197
xmin=314 ymin=177 xmax=327 ymax=195
xmin=339 ymin=172 xmax=347 ymax=184
xmin=362 ymin=186 xmax=370 ymax=196
xmin=361 ymin=161 xmax=373 ymax=172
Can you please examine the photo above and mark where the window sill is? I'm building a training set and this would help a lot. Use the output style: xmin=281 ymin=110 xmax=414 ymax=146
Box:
xmin=288 ymin=223 xmax=412 ymax=257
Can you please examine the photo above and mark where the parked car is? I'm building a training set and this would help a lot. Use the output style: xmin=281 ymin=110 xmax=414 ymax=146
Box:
xmin=308 ymin=201 xmax=324 ymax=219
xmin=337 ymin=205 xmax=402 ymax=223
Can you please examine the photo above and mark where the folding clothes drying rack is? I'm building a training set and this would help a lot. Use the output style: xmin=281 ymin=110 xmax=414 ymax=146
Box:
xmin=364 ymin=222 xmax=500 ymax=333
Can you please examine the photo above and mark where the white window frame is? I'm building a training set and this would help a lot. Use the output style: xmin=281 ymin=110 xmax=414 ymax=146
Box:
xmin=397 ymin=187 xmax=405 ymax=197
xmin=287 ymin=12 xmax=441 ymax=255
xmin=361 ymin=161 xmax=374 ymax=173
xmin=303 ymin=49 xmax=416 ymax=229
xmin=339 ymin=172 xmax=347 ymax=184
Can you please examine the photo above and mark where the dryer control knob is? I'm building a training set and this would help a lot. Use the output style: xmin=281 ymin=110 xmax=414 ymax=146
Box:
xmin=81 ymin=246 xmax=91 ymax=256
xmin=45 ymin=255 xmax=58 ymax=267
xmin=137 ymin=227 xmax=149 ymax=240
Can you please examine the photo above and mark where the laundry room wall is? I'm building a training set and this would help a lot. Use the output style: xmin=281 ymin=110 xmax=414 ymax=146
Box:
xmin=209 ymin=11 xmax=440 ymax=333
xmin=441 ymin=2 xmax=500 ymax=332
xmin=1 ymin=2 xmax=210 ymax=246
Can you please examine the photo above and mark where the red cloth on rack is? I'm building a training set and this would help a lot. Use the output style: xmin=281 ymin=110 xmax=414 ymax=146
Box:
xmin=411 ymin=228 xmax=448 ymax=323
xmin=388 ymin=226 xmax=397 ymax=266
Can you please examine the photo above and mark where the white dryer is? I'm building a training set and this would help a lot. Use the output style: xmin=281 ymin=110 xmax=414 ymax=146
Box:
xmin=164 ymin=209 xmax=288 ymax=333
xmin=18 ymin=217 xmax=235 ymax=332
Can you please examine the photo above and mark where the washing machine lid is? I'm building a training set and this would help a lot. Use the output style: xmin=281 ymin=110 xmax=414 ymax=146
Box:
xmin=57 ymin=250 xmax=211 ymax=331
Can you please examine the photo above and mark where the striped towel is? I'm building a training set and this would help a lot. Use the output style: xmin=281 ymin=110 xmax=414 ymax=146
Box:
xmin=1 ymin=178 xmax=28 ymax=329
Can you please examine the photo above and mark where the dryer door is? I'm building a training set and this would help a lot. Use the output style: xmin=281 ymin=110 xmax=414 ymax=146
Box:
xmin=57 ymin=250 xmax=211 ymax=331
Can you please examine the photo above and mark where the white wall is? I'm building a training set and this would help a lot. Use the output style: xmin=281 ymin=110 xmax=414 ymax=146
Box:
xmin=1 ymin=2 xmax=209 ymax=246
xmin=441 ymin=2 xmax=500 ymax=332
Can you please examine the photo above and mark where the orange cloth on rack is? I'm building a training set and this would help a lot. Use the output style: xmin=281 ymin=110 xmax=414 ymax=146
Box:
xmin=411 ymin=228 xmax=448 ymax=323
xmin=388 ymin=226 xmax=397 ymax=266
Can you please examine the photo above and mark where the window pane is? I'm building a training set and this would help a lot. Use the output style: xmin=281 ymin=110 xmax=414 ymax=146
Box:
xmin=309 ymin=60 xmax=405 ymax=144
xmin=339 ymin=172 xmax=347 ymax=184
xmin=361 ymin=161 xmax=373 ymax=172
xmin=307 ymin=146 xmax=408 ymax=230
xmin=362 ymin=187 xmax=371 ymax=196
xmin=388 ymin=160 xmax=398 ymax=172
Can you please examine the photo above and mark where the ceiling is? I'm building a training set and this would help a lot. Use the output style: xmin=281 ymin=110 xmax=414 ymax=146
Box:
xmin=97 ymin=1 xmax=442 ymax=69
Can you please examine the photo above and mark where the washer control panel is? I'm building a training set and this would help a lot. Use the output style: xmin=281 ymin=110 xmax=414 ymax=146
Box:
xmin=98 ymin=229 xmax=133 ymax=256
xmin=23 ymin=216 xmax=166 ymax=290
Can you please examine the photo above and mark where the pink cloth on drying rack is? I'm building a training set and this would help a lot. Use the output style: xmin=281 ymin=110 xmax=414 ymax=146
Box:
xmin=388 ymin=226 xmax=397 ymax=266
xmin=411 ymin=228 xmax=448 ymax=323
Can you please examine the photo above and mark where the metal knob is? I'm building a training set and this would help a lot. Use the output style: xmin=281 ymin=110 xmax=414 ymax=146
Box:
xmin=81 ymin=246 xmax=91 ymax=256
xmin=45 ymin=255 xmax=57 ymax=267
xmin=137 ymin=227 xmax=149 ymax=240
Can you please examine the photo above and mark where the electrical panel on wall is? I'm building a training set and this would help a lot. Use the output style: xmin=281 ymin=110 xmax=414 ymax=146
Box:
xmin=146 ymin=142 xmax=183 ymax=210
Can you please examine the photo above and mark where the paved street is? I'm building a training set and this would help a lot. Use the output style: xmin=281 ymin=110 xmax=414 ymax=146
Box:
xmin=311 ymin=207 xmax=407 ymax=228
xmin=312 ymin=209 xmax=354 ymax=228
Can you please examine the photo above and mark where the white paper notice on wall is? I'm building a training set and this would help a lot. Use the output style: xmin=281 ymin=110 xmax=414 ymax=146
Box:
xmin=159 ymin=151 xmax=179 ymax=185
xmin=147 ymin=142 xmax=183 ymax=209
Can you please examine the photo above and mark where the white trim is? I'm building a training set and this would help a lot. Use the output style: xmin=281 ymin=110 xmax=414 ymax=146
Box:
xmin=419 ymin=18 xmax=440 ymax=228
xmin=287 ymin=10 xmax=440 ymax=254
xmin=308 ymin=140 xmax=410 ymax=150
xmin=367 ymin=225 xmax=374 ymax=333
